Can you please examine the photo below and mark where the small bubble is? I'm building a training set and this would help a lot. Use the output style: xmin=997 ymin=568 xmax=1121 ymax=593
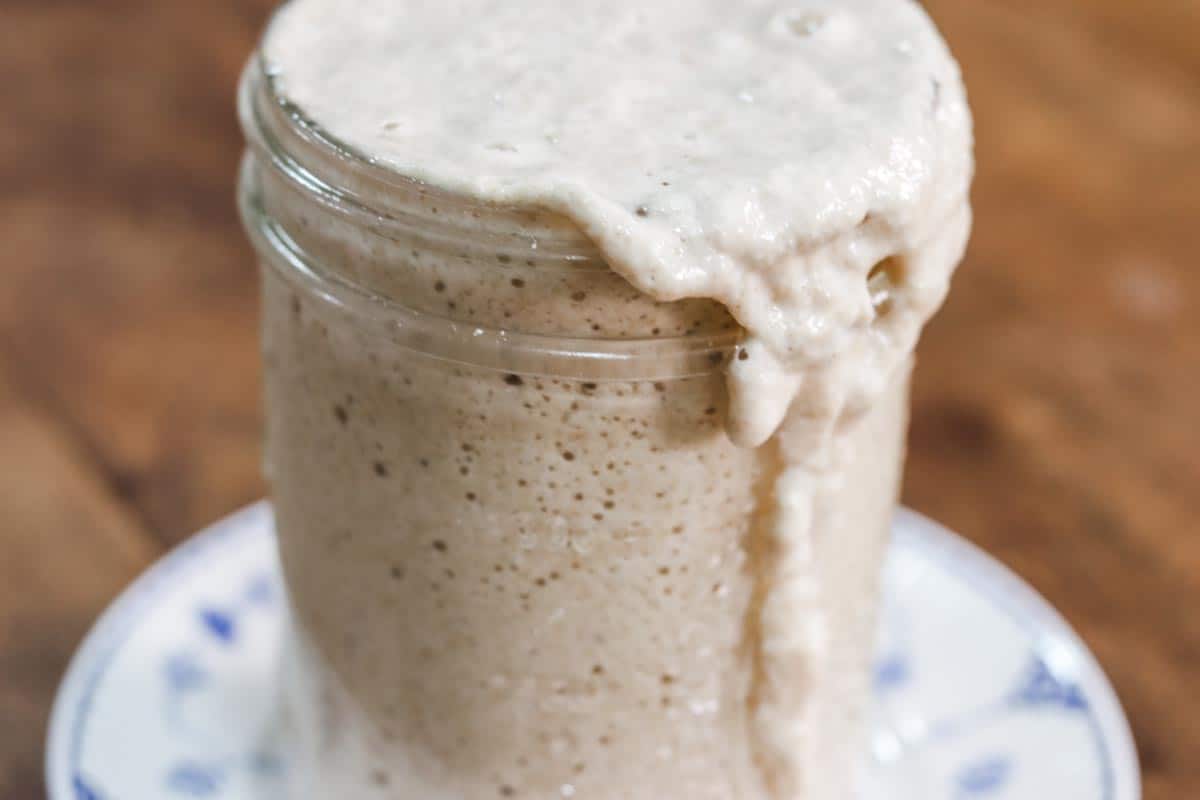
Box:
xmin=784 ymin=11 xmax=825 ymax=37
xmin=869 ymin=257 xmax=903 ymax=314
xmin=560 ymin=785 xmax=576 ymax=798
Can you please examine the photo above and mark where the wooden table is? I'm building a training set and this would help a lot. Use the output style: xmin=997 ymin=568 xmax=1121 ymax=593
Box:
xmin=2 ymin=2 xmax=1196 ymax=797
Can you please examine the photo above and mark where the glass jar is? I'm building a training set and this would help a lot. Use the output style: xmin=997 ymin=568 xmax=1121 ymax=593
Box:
xmin=238 ymin=50 xmax=907 ymax=800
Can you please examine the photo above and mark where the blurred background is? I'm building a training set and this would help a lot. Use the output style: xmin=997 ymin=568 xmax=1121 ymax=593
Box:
xmin=1 ymin=1 xmax=1196 ymax=798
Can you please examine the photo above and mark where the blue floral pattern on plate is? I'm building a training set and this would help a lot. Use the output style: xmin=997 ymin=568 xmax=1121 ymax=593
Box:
xmin=46 ymin=503 xmax=1140 ymax=799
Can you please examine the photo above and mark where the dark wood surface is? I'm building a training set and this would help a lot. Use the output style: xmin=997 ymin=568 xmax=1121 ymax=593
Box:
xmin=2 ymin=2 xmax=1196 ymax=797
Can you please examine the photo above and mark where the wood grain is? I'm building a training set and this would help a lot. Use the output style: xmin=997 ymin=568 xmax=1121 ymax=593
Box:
xmin=0 ymin=1 xmax=1195 ymax=797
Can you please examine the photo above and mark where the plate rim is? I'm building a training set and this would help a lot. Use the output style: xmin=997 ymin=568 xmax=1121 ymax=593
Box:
xmin=45 ymin=501 xmax=274 ymax=800
xmin=45 ymin=502 xmax=1140 ymax=799
xmin=890 ymin=508 xmax=1141 ymax=800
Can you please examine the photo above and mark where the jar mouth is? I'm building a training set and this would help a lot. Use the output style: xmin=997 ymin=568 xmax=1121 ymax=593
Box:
xmin=239 ymin=52 xmax=607 ymax=267
xmin=240 ymin=154 xmax=739 ymax=380
xmin=239 ymin=46 xmax=741 ymax=380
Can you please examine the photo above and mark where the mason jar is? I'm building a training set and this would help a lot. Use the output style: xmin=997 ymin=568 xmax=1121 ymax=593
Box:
xmin=238 ymin=48 xmax=908 ymax=800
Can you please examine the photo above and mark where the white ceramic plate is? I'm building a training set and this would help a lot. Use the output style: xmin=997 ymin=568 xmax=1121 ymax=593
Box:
xmin=47 ymin=502 xmax=1139 ymax=799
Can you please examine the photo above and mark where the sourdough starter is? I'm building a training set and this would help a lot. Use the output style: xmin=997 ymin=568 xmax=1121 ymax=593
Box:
xmin=242 ymin=0 xmax=973 ymax=797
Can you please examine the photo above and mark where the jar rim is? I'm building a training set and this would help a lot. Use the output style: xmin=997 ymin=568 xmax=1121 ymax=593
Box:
xmin=240 ymin=155 xmax=738 ymax=381
xmin=239 ymin=52 xmax=607 ymax=264
xmin=238 ymin=44 xmax=743 ymax=380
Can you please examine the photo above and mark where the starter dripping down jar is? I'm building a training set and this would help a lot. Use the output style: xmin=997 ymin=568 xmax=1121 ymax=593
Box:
xmin=238 ymin=50 xmax=908 ymax=800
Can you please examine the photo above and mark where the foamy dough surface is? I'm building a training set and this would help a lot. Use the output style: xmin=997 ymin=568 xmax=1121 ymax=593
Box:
xmin=263 ymin=0 xmax=972 ymax=796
